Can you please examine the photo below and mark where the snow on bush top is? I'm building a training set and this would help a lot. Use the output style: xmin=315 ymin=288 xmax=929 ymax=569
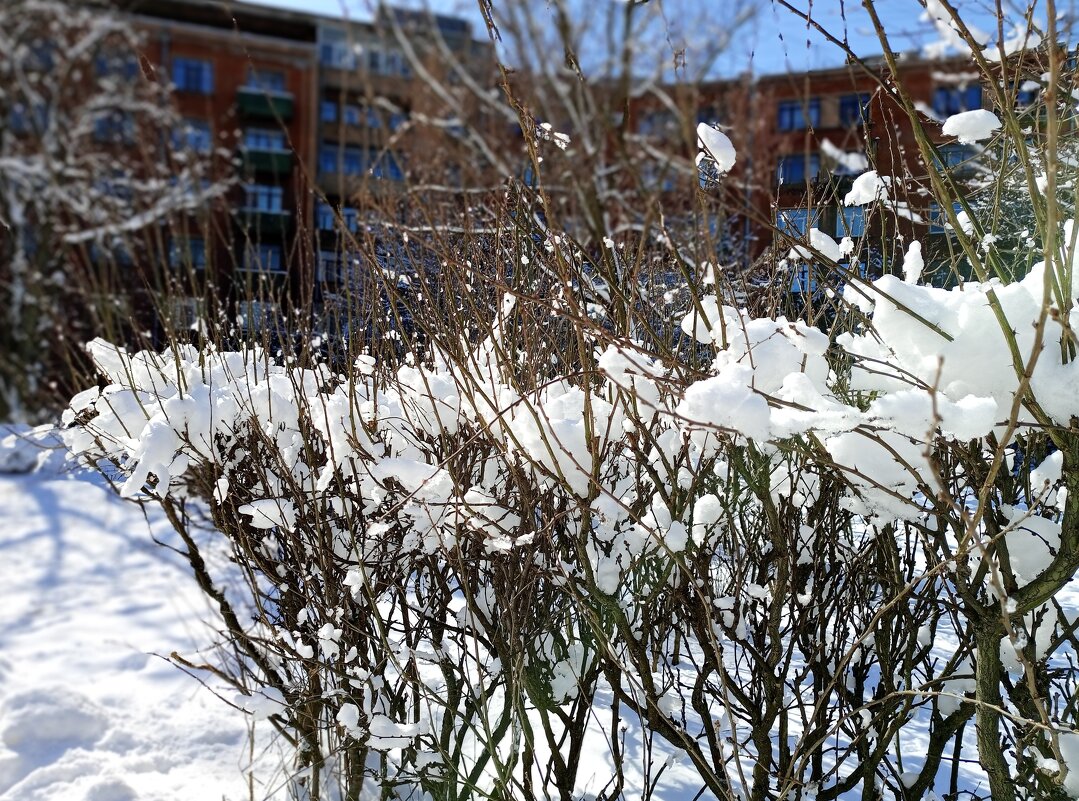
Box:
xmin=65 ymin=243 xmax=1079 ymax=530
xmin=942 ymin=108 xmax=1001 ymax=144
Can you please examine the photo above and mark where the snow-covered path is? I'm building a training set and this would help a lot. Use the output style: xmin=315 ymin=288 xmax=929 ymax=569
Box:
xmin=0 ymin=467 xmax=255 ymax=801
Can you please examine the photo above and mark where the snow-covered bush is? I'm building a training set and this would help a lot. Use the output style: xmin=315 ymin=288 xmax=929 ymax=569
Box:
xmin=59 ymin=4 xmax=1079 ymax=801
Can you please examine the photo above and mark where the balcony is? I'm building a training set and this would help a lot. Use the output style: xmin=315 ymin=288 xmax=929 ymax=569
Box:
xmin=240 ymin=147 xmax=293 ymax=175
xmin=236 ymin=87 xmax=295 ymax=120
xmin=237 ymin=207 xmax=292 ymax=237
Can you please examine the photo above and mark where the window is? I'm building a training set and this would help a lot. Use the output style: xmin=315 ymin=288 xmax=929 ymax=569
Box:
xmin=933 ymin=143 xmax=978 ymax=176
xmin=96 ymin=172 xmax=134 ymax=203
xmin=242 ymin=244 xmax=284 ymax=272
xmin=172 ymin=57 xmax=214 ymax=94
xmin=790 ymin=262 xmax=816 ymax=294
xmin=319 ymin=28 xmax=357 ymax=69
xmin=777 ymin=98 xmax=820 ymax=131
xmin=244 ymin=127 xmax=287 ymax=151
xmin=319 ymin=144 xmax=339 ymax=174
xmin=367 ymin=48 xmax=382 ymax=73
xmin=95 ymin=51 xmax=139 ymax=80
xmin=169 ymin=175 xmax=211 ymax=199
xmin=93 ymin=110 xmax=135 ymax=144
xmin=371 ymin=150 xmax=403 ymax=181
xmin=343 ymin=147 xmax=364 ymax=175
xmin=776 ymin=153 xmax=820 ymax=185
xmin=836 ymin=206 xmax=865 ymax=238
xmin=168 ymin=237 xmax=208 ymax=269
xmin=238 ymin=300 xmax=281 ymax=332
xmin=344 ymin=105 xmax=362 ymax=126
xmin=638 ymin=110 xmax=676 ymax=136
xmin=365 ymin=108 xmax=382 ymax=128
xmin=839 ymin=93 xmax=871 ymax=127
xmin=384 ymin=50 xmax=410 ymax=77
xmin=170 ymin=297 xmax=205 ymax=330
xmin=246 ymin=68 xmax=287 ymax=93
xmin=244 ymin=184 xmax=284 ymax=212
xmin=929 ymin=201 xmax=964 ymax=234
xmin=317 ymin=250 xmax=342 ymax=282
xmin=9 ymin=103 xmax=49 ymax=135
xmin=316 ymin=202 xmax=336 ymax=230
xmin=932 ymin=84 xmax=982 ymax=117
xmin=321 ymin=101 xmax=338 ymax=122
xmin=388 ymin=112 xmax=408 ymax=131
xmin=320 ymin=144 xmax=400 ymax=179
xmin=25 ymin=40 xmax=55 ymax=72
xmin=1016 ymin=81 xmax=1041 ymax=108
xmin=776 ymin=208 xmax=819 ymax=235
xmin=174 ymin=119 xmax=212 ymax=153
xmin=316 ymin=203 xmax=360 ymax=231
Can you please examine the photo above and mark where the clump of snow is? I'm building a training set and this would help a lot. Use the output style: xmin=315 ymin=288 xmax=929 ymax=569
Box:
xmin=844 ymin=170 xmax=890 ymax=206
xmin=942 ymin=109 xmax=1001 ymax=144
xmin=788 ymin=228 xmax=844 ymax=262
xmin=902 ymin=240 xmax=924 ymax=284
xmin=696 ymin=123 xmax=736 ymax=174
xmin=821 ymin=139 xmax=868 ymax=174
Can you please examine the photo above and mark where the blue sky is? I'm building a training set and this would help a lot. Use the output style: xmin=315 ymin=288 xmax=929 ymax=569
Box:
xmin=240 ymin=0 xmax=1046 ymax=77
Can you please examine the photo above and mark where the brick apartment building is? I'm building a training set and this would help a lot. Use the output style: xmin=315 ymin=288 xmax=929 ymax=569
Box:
xmin=626 ymin=48 xmax=1051 ymax=296
xmin=18 ymin=0 xmax=1057 ymax=338
xmin=108 ymin=0 xmax=495 ymax=332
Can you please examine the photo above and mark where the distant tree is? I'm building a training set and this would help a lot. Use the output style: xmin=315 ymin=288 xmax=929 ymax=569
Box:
xmin=0 ymin=0 xmax=225 ymax=421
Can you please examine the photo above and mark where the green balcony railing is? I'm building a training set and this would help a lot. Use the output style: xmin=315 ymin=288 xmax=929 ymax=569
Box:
xmin=241 ymin=148 xmax=293 ymax=175
xmin=236 ymin=87 xmax=294 ymax=120
xmin=237 ymin=208 xmax=292 ymax=237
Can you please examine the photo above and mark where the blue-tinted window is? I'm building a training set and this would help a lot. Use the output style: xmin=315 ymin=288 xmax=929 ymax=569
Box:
xmin=319 ymin=144 xmax=368 ymax=176
xmin=93 ymin=111 xmax=135 ymax=144
xmin=316 ymin=202 xmax=336 ymax=230
xmin=389 ymin=112 xmax=408 ymax=131
xmin=344 ymin=105 xmax=362 ymax=126
xmin=319 ymin=28 xmax=357 ymax=69
xmin=342 ymin=147 xmax=363 ymax=175
xmin=319 ymin=144 xmax=339 ymax=174
xmin=244 ymin=127 xmax=286 ymax=151
xmin=777 ymin=208 xmax=816 ymax=235
xmin=174 ymin=118 xmax=212 ymax=153
xmin=371 ymin=151 xmax=403 ymax=181
xmin=11 ymin=103 xmax=50 ymax=135
xmin=839 ymin=93 xmax=871 ymax=127
xmin=933 ymin=84 xmax=982 ymax=117
xmin=929 ymin=201 xmax=964 ymax=234
xmin=243 ymin=244 xmax=284 ymax=272
xmin=933 ymin=143 xmax=978 ymax=176
xmin=1016 ymin=82 xmax=1040 ymax=108
xmin=173 ymin=57 xmax=214 ymax=94
xmin=169 ymin=237 xmax=208 ymax=269
xmin=321 ymin=101 xmax=338 ymax=122
xmin=777 ymin=98 xmax=820 ymax=131
xmin=836 ymin=206 xmax=865 ymax=238
xmin=246 ymin=68 xmax=287 ymax=93
xmin=95 ymin=52 xmax=139 ymax=80
xmin=790 ymin=263 xmax=816 ymax=294
xmin=776 ymin=153 xmax=820 ymax=184
xmin=244 ymin=184 xmax=284 ymax=212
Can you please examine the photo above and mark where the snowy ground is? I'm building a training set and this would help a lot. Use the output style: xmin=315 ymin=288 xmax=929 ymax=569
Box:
xmin=0 ymin=434 xmax=266 ymax=801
